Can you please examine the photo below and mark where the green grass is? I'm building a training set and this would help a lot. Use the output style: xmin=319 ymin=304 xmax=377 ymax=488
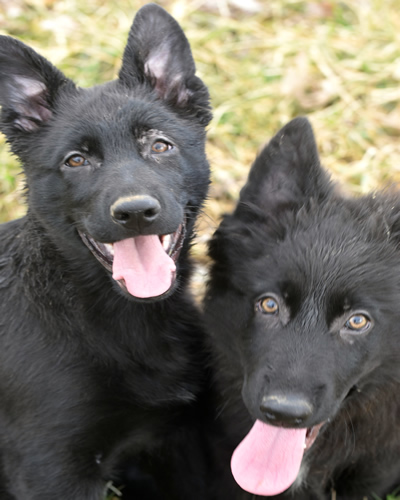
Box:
xmin=1 ymin=1 xmax=400 ymax=498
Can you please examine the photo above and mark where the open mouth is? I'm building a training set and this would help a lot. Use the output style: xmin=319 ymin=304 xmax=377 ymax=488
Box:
xmin=304 ymin=422 xmax=324 ymax=451
xmin=78 ymin=222 xmax=186 ymax=299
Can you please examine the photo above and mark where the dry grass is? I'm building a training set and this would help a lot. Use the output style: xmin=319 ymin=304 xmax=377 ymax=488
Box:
xmin=1 ymin=1 xmax=400 ymax=498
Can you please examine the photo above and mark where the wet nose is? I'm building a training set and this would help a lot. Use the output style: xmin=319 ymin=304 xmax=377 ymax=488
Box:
xmin=260 ymin=393 xmax=313 ymax=427
xmin=111 ymin=195 xmax=161 ymax=229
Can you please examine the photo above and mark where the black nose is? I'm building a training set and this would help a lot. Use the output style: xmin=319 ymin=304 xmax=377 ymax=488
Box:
xmin=111 ymin=196 xmax=161 ymax=229
xmin=260 ymin=393 xmax=313 ymax=427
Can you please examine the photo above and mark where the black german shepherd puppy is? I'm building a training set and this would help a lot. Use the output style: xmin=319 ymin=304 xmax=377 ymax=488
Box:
xmin=204 ymin=117 xmax=400 ymax=499
xmin=0 ymin=4 xmax=211 ymax=499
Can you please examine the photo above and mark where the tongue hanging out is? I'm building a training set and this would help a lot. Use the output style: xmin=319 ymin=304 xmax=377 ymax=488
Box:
xmin=112 ymin=235 xmax=176 ymax=298
xmin=231 ymin=420 xmax=307 ymax=496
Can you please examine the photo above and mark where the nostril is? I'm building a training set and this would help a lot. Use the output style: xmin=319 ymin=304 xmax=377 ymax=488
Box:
xmin=114 ymin=211 xmax=130 ymax=222
xmin=260 ymin=393 xmax=313 ymax=427
xmin=143 ymin=207 xmax=158 ymax=220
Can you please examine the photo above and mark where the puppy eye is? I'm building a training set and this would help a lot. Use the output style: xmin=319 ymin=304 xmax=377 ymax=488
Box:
xmin=344 ymin=313 xmax=371 ymax=333
xmin=151 ymin=140 xmax=172 ymax=154
xmin=258 ymin=296 xmax=279 ymax=315
xmin=65 ymin=154 xmax=89 ymax=168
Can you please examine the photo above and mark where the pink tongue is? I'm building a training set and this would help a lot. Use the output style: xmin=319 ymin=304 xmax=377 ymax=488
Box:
xmin=231 ymin=420 xmax=306 ymax=496
xmin=112 ymin=235 xmax=176 ymax=298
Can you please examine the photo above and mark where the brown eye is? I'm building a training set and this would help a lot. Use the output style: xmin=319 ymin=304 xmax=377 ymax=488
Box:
xmin=345 ymin=314 xmax=370 ymax=332
xmin=259 ymin=296 xmax=279 ymax=315
xmin=151 ymin=141 xmax=171 ymax=154
xmin=66 ymin=155 xmax=88 ymax=167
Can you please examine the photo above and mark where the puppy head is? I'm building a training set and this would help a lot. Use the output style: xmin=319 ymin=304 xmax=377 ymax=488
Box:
xmin=205 ymin=117 xmax=400 ymax=494
xmin=0 ymin=5 xmax=211 ymax=301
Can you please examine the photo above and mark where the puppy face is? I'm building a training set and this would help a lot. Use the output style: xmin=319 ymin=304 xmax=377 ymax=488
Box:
xmin=205 ymin=118 xmax=400 ymax=495
xmin=0 ymin=4 xmax=212 ymax=301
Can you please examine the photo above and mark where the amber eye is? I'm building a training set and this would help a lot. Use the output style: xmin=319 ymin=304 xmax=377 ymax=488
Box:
xmin=259 ymin=296 xmax=279 ymax=314
xmin=345 ymin=314 xmax=370 ymax=332
xmin=65 ymin=155 xmax=88 ymax=167
xmin=151 ymin=140 xmax=171 ymax=153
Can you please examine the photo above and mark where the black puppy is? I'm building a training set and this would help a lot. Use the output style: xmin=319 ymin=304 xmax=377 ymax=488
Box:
xmin=204 ymin=117 xmax=400 ymax=499
xmin=0 ymin=4 xmax=211 ymax=500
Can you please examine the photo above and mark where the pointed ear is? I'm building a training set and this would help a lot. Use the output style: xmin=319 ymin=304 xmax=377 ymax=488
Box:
xmin=238 ymin=117 xmax=332 ymax=215
xmin=0 ymin=35 xmax=72 ymax=136
xmin=118 ymin=4 xmax=211 ymax=125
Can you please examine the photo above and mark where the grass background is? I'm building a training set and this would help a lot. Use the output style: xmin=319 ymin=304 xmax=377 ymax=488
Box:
xmin=0 ymin=0 xmax=400 ymax=498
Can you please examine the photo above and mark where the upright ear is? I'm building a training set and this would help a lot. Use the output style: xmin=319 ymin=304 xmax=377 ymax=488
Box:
xmin=119 ymin=3 xmax=211 ymax=125
xmin=238 ymin=117 xmax=332 ymax=215
xmin=0 ymin=35 xmax=72 ymax=137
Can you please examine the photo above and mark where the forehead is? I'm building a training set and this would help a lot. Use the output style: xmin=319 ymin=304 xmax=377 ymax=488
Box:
xmin=55 ymin=83 xmax=198 ymax=142
xmin=241 ymin=205 xmax=400 ymax=301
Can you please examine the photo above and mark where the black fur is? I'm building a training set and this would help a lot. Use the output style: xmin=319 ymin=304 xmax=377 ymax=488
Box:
xmin=0 ymin=5 xmax=212 ymax=499
xmin=204 ymin=117 xmax=400 ymax=499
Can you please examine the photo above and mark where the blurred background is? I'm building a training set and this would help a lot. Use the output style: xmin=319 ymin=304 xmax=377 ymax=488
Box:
xmin=1 ymin=0 xmax=400 ymax=286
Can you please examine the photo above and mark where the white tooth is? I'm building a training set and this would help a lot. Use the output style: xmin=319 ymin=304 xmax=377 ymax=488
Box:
xmin=104 ymin=243 xmax=114 ymax=256
xmin=162 ymin=234 xmax=171 ymax=251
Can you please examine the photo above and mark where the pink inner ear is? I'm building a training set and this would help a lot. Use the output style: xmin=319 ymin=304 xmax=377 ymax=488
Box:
xmin=145 ymin=46 xmax=170 ymax=82
xmin=144 ymin=47 xmax=189 ymax=105
xmin=14 ymin=76 xmax=47 ymax=98
xmin=12 ymin=76 xmax=52 ymax=130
